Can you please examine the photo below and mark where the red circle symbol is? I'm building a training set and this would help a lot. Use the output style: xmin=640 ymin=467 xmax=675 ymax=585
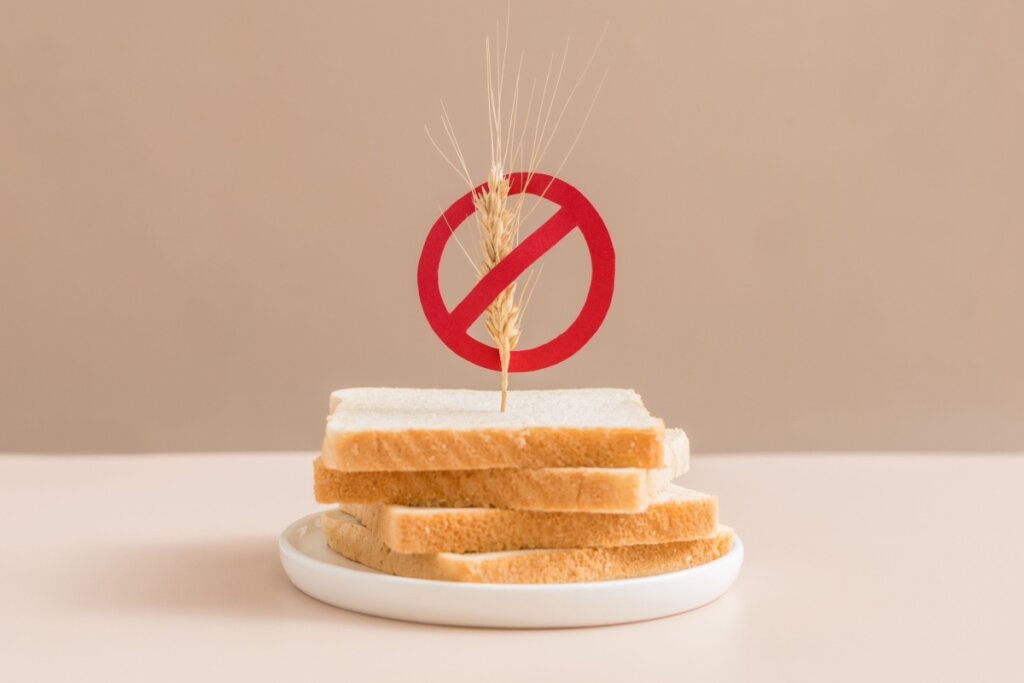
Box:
xmin=418 ymin=172 xmax=615 ymax=372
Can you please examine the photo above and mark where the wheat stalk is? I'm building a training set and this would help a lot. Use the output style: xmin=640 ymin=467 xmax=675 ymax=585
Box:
xmin=426 ymin=17 xmax=606 ymax=412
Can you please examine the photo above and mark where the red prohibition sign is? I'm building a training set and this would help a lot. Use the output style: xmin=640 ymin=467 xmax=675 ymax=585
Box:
xmin=418 ymin=172 xmax=615 ymax=372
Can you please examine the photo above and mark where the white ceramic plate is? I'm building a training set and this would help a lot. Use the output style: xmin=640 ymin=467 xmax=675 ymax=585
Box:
xmin=279 ymin=511 xmax=743 ymax=628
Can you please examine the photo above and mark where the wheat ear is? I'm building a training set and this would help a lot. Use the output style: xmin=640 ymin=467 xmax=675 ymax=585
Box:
xmin=475 ymin=163 xmax=522 ymax=411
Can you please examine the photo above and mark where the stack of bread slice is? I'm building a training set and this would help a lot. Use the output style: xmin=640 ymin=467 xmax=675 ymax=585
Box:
xmin=314 ymin=388 xmax=732 ymax=583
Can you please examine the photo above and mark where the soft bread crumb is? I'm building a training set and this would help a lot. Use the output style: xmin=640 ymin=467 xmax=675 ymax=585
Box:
xmin=323 ymin=388 xmax=667 ymax=472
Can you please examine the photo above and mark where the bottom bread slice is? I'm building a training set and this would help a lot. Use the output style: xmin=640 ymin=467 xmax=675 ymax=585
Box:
xmin=338 ymin=483 xmax=717 ymax=553
xmin=321 ymin=510 xmax=734 ymax=584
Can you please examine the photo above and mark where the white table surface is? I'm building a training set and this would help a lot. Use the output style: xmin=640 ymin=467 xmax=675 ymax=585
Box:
xmin=2 ymin=453 xmax=1022 ymax=682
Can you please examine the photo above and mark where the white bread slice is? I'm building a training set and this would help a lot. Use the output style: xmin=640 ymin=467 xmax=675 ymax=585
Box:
xmin=323 ymin=388 xmax=665 ymax=471
xmin=314 ymin=430 xmax=688 ymax=513
xmin=321 ymin=510 xmax=733 ymax=583
xmin=338 ymin=483 xmax=716 ymax=554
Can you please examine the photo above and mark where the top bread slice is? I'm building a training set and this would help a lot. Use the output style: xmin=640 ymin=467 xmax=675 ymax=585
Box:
xmin=323 ymin=388 xmax=665 ymax=472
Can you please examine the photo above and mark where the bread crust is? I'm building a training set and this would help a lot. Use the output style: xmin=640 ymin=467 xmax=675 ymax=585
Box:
xmin=314 ymin=457 xmax=667 ymax=513
xmin=339 ymin=488 xmax=717 ymax=553
xmin=323 ymin=426 xmax=665 ymax=472
xmin=322 ymin=512 xmax=734 ymax=583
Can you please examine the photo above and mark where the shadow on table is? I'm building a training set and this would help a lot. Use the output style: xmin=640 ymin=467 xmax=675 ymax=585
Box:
xmin=59 ymin=537 xmax=412 ymax=627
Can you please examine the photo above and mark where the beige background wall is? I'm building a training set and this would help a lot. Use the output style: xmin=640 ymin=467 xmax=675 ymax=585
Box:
xmin=2 ymin=1 xmax=1022 ymax=454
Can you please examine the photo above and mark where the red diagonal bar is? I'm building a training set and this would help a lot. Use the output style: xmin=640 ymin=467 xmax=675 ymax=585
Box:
xmin=448 ymin=207 xmax=578 ymax=331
